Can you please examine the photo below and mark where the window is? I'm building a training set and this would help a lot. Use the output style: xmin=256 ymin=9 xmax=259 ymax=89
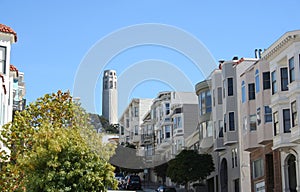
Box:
xmin=228 ymin=78 xmax=233 ymax=96
xmin=229 ymin=112 xmax=235 ymax=131
xmin=223 ymin=80 xmax=226 ymax=98
xmin=273 ymin=112 xmax=279 ymax=136
xmin=134 ymin=125 xmax=138 ymax=135
xmin=224 ymin=114 xmax=227 ymax=132
xmin=109 ymin=80 xmax=113 ymax=89
xmin=231 ymin=148 xmax=238 ymax=168
xmin=282 ymin=109 xmax=291 ymax=133
xmin=165 ymin=125 xmax=171 ymax=138
xmin=271 ymin=71 xmax=277 ymax=94
xmin=264 ymin=106 xmax=272 ymax=123
xmin=241 ymin=81 xmax=246 ymax=103
xmin=121 ymin=126 xmax=124 ymax=135
xmin=255 ymin=69 xmax=260 ymax=93
xmin=263 ymin=72 xmax=271 ymax=90
xmin=104 ymin=81 xmax=108 ymax=89
xmin=0 ymin=46 xmax=6 ymax=74
xmin=219 ymin=120 xmax=224 ymax=137
xmin=280 ymin=68 xmax=289 ymax=91
xmin=257 ymin=108 xmax=261 ymax=125
xmin=250 ymin=115 xmax=257 ymax=131
xmin=126 ymin=119 xmax=129 ymax=128
xmin=213 ymin=90 xmax=215 ymax=107
xmin=291 ymin=101 xmax=298 ymax=127
xmin=173 ymin=116 xmax=182 ymax=129
xmin=283 ymin=109 xmax=291 ymax=133
xmin=200 ymin=121 xmax=213 ymax=138
xmin=217 ymin=87 xmax=222 ymax=104
xmin=165 ymin=103 xmax=170 ymax=115
xmin=134 ymin=107 xmax=139 ymax=117
xmin=248 ymin=83 xmax=255 ymax=100
xmin=289 ymin=57 xmax=295 ymax=83
xmin=199 ymin=90 xmax=211 ymax=115
xmin=253 ymin=159 xmax=264 ymax=179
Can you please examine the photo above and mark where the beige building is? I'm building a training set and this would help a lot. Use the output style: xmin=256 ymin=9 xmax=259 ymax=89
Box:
xmin=119 ymin=98 xmax=153 ymax=149
xmin=262 ymin=30 xmax=300 ymax=192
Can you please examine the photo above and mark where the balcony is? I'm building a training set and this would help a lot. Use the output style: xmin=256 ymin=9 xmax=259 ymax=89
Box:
xmin=290 ymin=126 xmax=300 ymax=143
xmin=243 ymin=131 xmax=261 ymax=152
xmin=257 ymin=123 xmax=273 ymax=145
xmin=140 ymin=134 xmax=154 ymax=146
xmin=199 ymin=136 xmax=213 ymax=152
xmin=214 ymin=137 xmax=226 ymax=151
xmin=160 ymin=138 xmax=172 ymax=148
xmin=272 ymin=133 xmax=296 ymax=150
xmin=224 ymin=131 xmax=238 ymax=145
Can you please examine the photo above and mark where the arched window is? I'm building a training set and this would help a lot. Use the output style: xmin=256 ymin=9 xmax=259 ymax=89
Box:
xmin=255 ymin=69 xmax=260 ymax=93
xmin=241 ymin=81 xmax=246 ymax=103
xmin=287 ymin=154 xmax=297 ymax=192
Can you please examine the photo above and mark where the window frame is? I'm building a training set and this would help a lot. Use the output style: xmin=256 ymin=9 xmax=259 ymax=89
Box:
xmin=263 ymin=72 xmax=271 ymax=90
xmin=291 ymin=101 xmax=298 ymax=127
xmin=271 ymin=70 xmax=277 ymax=95
xmin=241 ymin=81 xmax=246 ymax=103
xmin=283 ymin=109 xmax=291 ymax=133
xmin=252 ymin=158 xmax=264 ymax=179
xmin=255 ymin=69 xmax=260 ymax=93
xmin=248 ymin=83 xmax=255 ymax=100
xmin=280 ymin=67 xmax=289 ymax=91
xmin=249 ymin=114 xmax=257 ymax=131
xmin=229 ymin=112 xmax=235 ymax=131
xmin=273 ymin=111 xmax=279 ymax=136
xmin=289 ymin=57 xmax=295 ymax=83
xmin=264 ymin=106 xmax=272 ymax=123
xmin=228 ymin=77 xmax=234 ymax=96
xmin=0 ymin=46 xmax=7 ymax=74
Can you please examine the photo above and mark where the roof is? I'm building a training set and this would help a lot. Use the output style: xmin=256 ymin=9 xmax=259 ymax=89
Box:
xmin=0 ymin=24 xmax=17 ymax=42
xmin=10 ymin=64 xmax=19 ymax=77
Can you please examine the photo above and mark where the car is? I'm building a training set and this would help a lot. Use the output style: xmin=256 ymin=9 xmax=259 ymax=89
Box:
xmin=123 ymin=175 xmax=142 ymax=190
xmin=115 ymin=173 xmax=125 ymax=189
xmin=156 ymin=186 xmax=177 ymax=192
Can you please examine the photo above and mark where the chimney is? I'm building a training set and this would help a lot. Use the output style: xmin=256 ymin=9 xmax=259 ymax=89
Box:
xmin=254 ymin=49 xmax=258 ymax=58
xmin=258 ymin=49 xmax=262 ymax=59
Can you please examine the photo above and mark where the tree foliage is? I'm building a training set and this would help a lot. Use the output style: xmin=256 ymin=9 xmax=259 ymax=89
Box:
xmin=166 ymin=150 xmax=215 ymax=189
xmin=154 ymin=162 xmax=168 ymax=184
xmin=0 ymin=91 xmax=117 ymax=191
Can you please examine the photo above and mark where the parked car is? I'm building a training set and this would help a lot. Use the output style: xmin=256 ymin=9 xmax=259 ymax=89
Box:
xmin=156 ymin=186 xmax=177 ymax=192
xmin=114 ymin=173 xmax=125 ymax=189
xmin=123 ymin=175 xmax=142 ymax=190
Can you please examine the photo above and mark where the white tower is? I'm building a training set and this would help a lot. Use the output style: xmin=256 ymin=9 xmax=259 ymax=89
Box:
xmin=102 ymin=70 xmax=118 ymax=125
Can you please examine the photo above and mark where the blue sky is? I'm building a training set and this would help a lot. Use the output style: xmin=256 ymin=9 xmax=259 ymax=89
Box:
xmin=2 ymin=0 xmax=300 ymax=116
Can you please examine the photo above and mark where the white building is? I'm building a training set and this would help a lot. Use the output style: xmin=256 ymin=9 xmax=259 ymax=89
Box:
xmin=119 ymin=98 xmax=153 ymax=149
xmin=102 ymin=69 xmax=118 ymax=124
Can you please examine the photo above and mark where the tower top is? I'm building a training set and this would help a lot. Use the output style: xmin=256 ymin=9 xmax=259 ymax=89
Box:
xmin=103 ymin=70 xmax=117 ymax=78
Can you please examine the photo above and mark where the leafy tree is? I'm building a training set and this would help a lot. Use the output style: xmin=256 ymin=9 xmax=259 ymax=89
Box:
xmin=166 ymin=150 xmax=215 ymax=190
xmin=0 ymin=91 xmax=117 ymax=191
xmin=154 ymin=162 xmax=168 ymax=185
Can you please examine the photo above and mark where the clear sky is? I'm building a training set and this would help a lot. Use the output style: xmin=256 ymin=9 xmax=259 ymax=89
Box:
xmin=2 ymin=0 xmax=300 ymax=116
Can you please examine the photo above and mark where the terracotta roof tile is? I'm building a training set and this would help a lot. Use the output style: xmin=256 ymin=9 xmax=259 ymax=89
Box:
xmin=0 ymin=24 xmax=17 ymax=42
xmin=10 ymin=64 xmax=19 ymax=77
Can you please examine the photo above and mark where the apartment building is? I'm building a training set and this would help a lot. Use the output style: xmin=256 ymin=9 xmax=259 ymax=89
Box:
xmin=119 ymin=98 xmax=153 ymax=149
xmin=260 ymin=30 xmax=300 ymax=192
xmin=140 ymin=91 xmax=198 ymax=185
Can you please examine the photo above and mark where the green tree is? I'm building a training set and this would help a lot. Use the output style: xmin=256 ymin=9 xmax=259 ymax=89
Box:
xmin=166 ymin=150 xmax=215 ymax=190
xmin=154 ymin=162 xmax=168 ymax=185
xmin=0 ymin=91 xmax=117 ymax=191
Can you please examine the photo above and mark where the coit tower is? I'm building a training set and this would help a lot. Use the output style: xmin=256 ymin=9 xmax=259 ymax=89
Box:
xmin=102 ymin=69 xmax=118 ymax=125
